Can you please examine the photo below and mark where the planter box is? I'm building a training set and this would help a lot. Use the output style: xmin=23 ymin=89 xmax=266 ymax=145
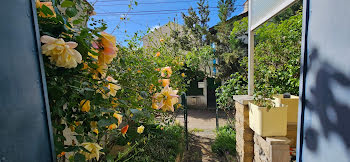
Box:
xmin=273 ymin=94 xmax=299 ymax=124
xmin=249 ymin=102 xmax=287 ymax=137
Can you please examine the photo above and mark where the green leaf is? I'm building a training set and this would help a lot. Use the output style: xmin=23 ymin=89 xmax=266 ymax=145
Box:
xmin=140 ymin=91 xmax=148 ymax=98
xmin=75 ymin=126 xmax=84 ymax=134
xmin=66 ymin=7 xmax=78 ymax=17
xmin=65 ymin=146 xmax=80 ymax=152
xmin=61 ymin=0 xmax=75 ymax=7
xmin=73 ymin=19 xmax=82 ymax=25
xmin=98 ymin=118 xmax=111 ymax=127
xmin=74 ymin=153 xmax=85 ymax=162
xmin=106 ymin=154 xmax=115 ymax=162
xmin=75 ymin=135 xmax=84 ymax=143
xmin=100 ymin=108 xmax=115 ymax=113
xmin=130 ymin=109 xmax=141 ymax=114
xmin=41 ymin=5 xmax=54 ymax=16
xmin=88 ymin=63 xmax=98 ymax=69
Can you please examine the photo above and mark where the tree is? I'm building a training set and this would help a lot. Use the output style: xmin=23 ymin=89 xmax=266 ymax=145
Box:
xmin=180 ymin=0 xmax=210 ymax=47
xmin=214 ymin=0 xmax=238 ymax=80
xmin=218 ymin=0 xmax=235 ymax=22
xmin=198 ymin=0 xmax=210 ymax=45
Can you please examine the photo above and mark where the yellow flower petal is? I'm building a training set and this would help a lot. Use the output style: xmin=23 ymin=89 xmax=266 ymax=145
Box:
xmin=40 ymin=36 xmax=82 ymax=68
xmin=137 ymin=125 xmax=145 ymax=134
xmin=92 ymin=128 xmax=99 ymax=134
xmin=113 ymin=113 xmax=123 ymax=125
xmin=152 ymin=86 xmax=179 ymax=112
xmin=161 ymin=66 xmax=172 ymax=78
xmin=80 ymin=100 xmax=91 ymax=112
xmin=108 ymin=123 xmax=117 ymax=130
xmin=161 ymin=79 xmax=170 ymax=87
xmin=81 ymin=143 xmax=103 ymax=161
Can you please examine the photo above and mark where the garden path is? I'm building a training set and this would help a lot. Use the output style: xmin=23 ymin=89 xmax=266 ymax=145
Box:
xmin=176 ymin=109 xmax=229 ymax=162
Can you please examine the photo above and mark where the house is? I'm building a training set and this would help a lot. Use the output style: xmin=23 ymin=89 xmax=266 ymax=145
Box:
xmin=142 ymin=22 xmax=184 ymax=48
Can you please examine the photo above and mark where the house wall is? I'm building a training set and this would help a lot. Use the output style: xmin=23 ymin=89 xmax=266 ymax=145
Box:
xmin=143 ymin=22 xmax=184 ymax=48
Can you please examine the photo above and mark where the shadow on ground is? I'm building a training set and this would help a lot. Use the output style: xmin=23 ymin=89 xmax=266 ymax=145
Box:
xmin=183 ymin=133 xmax=225 ymax=162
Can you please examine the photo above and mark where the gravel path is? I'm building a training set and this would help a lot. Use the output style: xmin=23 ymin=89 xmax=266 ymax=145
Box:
xmin=176 ymin=109 xmax=229 ymax=162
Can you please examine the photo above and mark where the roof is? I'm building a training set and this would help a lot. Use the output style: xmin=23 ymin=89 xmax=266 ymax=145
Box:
xmin=209 ymin=11 xmax=248 ymax=35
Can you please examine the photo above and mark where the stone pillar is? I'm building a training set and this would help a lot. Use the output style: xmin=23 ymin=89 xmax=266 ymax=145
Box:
xmin=254 ymin=134 xmax=291 ymax=162
xmin=233 ymin=95 xmax=254 ymax=162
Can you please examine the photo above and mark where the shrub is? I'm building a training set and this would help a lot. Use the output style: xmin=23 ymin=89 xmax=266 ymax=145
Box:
xmin=115 ymin=124 xmax=184 ymax=161
xmin=36 ymin=0 xmax=186 ymax=161
xmin=211 ymin=125 xmax=236 ymax=156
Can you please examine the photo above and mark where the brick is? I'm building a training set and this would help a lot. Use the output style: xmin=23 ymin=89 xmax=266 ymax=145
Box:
xmin=236 ymin=127 xmax=254 ymax=142
xmin=237 ymin=141 xmax=254 ymax=153
xmin=236 ymin=112 xmax=250 ymax=127
xmin=270 ymin=144 xmax=290 ymax=162
xmin=254 ymin=134 xmax=270 ymax=156
xmin=235 ymin=102 xmax=249 ymax=117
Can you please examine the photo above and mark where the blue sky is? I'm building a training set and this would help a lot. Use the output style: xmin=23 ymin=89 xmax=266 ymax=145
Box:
xmin=88 ymin=0 xmax=246 ymax=45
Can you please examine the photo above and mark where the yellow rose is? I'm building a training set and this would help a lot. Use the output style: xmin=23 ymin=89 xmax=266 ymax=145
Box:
xmin=80 ymin=100 xmax=91 ymax=112
xmin=36 ymin=0 xmax=56 ymax=18
xmin=161 ymin=79 xmax=170 ymax=87
xmin=108 ymin=123 xmax=117 ymax=130
xmin=181 ymin=73 xmax=186 ymax=77
xmin=161 ymin=66 xmax=172 ymax=78
xmin=98 ymin=83 xmax=121 ymax=99
xmin=108 ymin=83 xmax=121 ymax=97
xmin=81 ymin=143 xmax=103 ymax=161
xmin=40 ymin=35 xmax=82 ymax=68
xmin=153 ymin=86 xmax=179 ymax=112
xmin=137 ymin=125 xmax=145 ymax=134
xmin=98 ymin=32 xmax=118 ymax=65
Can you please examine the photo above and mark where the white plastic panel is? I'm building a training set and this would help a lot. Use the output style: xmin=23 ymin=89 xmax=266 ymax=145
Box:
xmin=250 ymin=0 xmax=297 ymax=30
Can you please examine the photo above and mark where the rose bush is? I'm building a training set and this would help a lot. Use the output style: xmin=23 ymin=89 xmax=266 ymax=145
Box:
xmin=36 ymin=0 xmax=186 ymax=161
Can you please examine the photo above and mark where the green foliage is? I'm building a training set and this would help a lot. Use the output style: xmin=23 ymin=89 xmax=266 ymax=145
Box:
xmin=37 ymin=0 xmax=186 ymax=161
xmin=272 ymin=1 xmax=303 ymax=22
xmin=216 ymin=73 xmax=247 ymax=110
xmin=211 ymin=125 xmax=236 ymax=156
xmin=181 ymin=0 xmax=210 ymax=46
xmin=254 ymin=11 xmax=303 ymax=96
xmin=215 ymin=5 xmax=245 ymax=80
xmin=230 ymin=17 xmax=248 ymax=49
xmin=185 ymin=45 xmax=215 ymax=76
xmin=216 ymin=9 xmax=302 ymax=110
xmin=218 ymin=0 xmax=236 ymax=22
xmin=116 ymin=124 xmax=184 ymax=162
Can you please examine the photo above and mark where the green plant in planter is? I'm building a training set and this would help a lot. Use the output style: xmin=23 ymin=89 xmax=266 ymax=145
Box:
xmin=253 ymin=83 xmax=278 ymax=109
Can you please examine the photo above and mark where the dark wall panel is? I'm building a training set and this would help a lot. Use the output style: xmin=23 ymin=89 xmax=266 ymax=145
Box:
xmin=0 ymin=0 xmax=54 ymax=161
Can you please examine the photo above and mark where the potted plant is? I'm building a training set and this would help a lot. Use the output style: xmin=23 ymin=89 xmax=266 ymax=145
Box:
xmin=273 ymin=93 xmax=299 ymax=124
xmin=249 ymin=86 xmax=288 ymax=137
